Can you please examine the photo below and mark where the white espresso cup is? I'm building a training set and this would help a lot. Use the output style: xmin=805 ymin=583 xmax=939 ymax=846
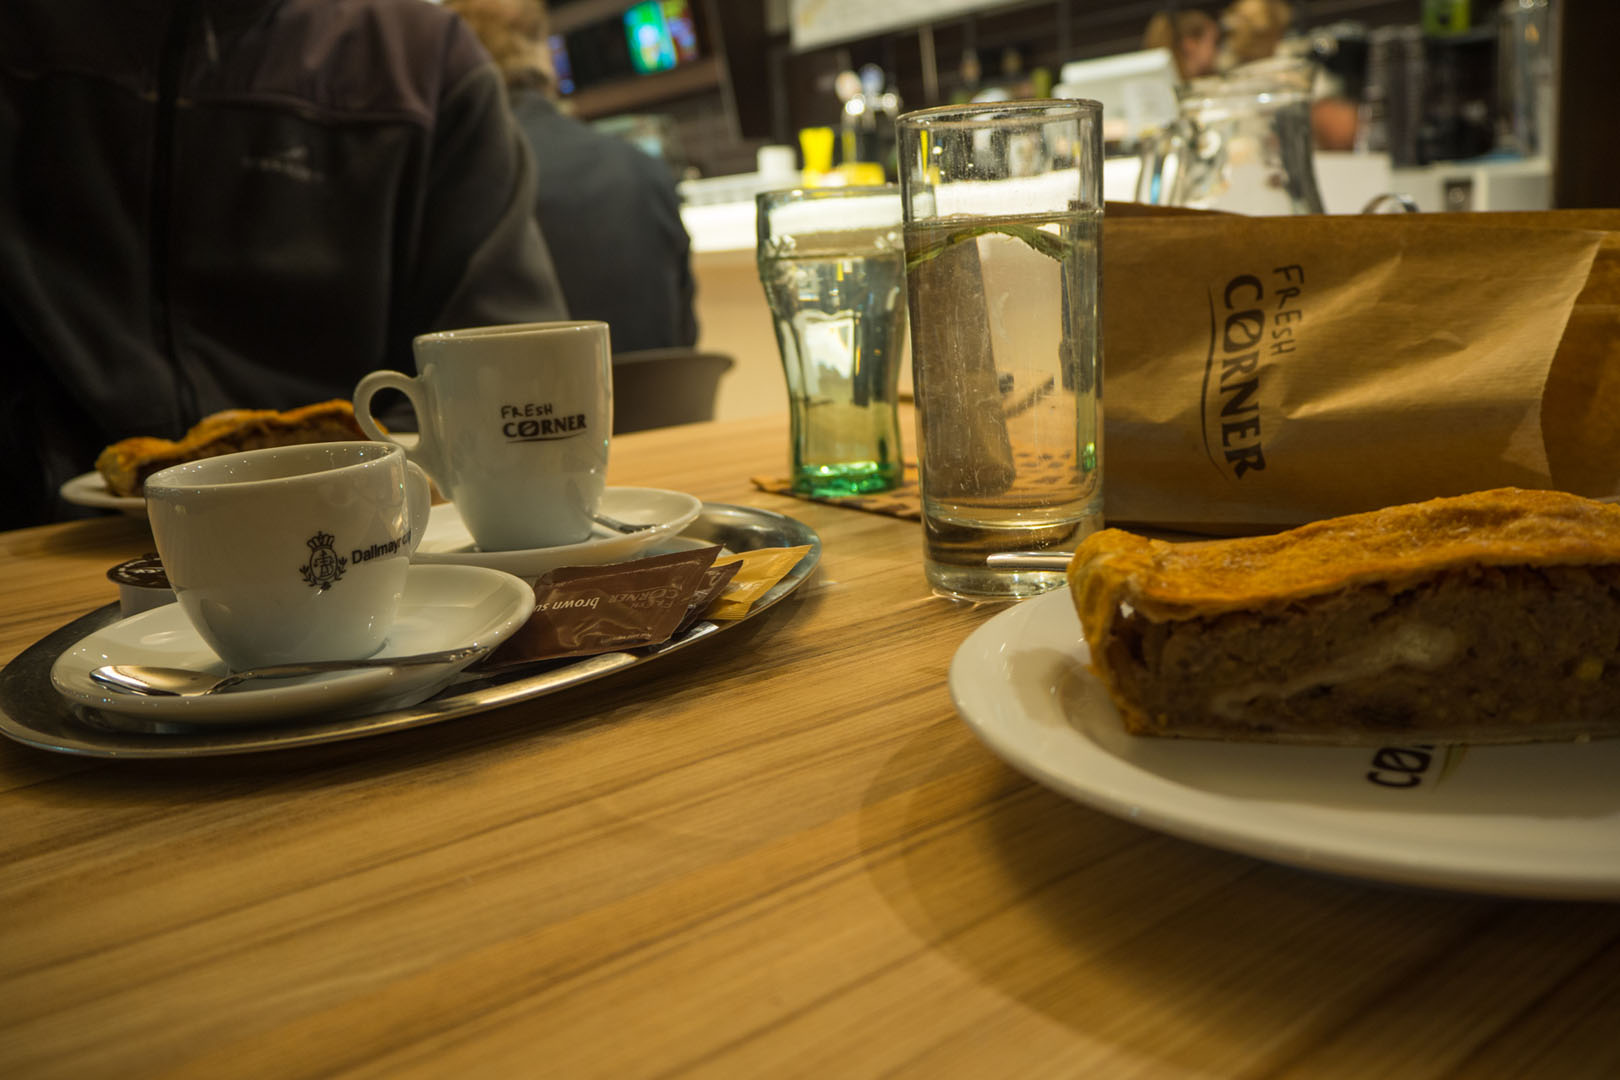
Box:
xmin=144 ymin=442 xmax=431 ymax=671
xmin=353 ymin=321 xmax=613 ymax=551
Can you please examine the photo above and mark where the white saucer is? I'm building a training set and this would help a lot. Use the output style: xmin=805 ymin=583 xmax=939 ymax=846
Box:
xmin=412 ymin=486 xmax=703 ymax=580
xmin=51 ymin=564 xmax=534 ymax=726
xmin=60 ymin=471 xmax=146 ymax=517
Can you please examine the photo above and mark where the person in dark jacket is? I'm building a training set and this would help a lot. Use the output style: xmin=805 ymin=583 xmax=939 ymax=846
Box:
xmin=0 ymin=0 xmax=569 ymax=529
xmin=446 ymin=0 xmax=698 ymax=356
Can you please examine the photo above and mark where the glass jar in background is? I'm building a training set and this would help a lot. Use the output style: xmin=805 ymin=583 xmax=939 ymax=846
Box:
xmin=1138 ymin=56 xmax=1327 ymax=215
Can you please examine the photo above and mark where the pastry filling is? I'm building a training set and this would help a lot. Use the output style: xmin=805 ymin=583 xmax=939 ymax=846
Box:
xmin=1104 ymin=564 xmax=1620 ymax=737
xmin=1208 ymin=621 xmax=1460 ymax=719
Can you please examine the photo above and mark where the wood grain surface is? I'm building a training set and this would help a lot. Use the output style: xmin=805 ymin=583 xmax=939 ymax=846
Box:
xmin=3 ymin=414 xmax=1619 ymax=1079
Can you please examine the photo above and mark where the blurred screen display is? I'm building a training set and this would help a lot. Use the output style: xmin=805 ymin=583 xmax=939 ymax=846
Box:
xmin=624 ymin=1 xmax=698 ymax=75
xmin=664 ymin=2 xmax=698 ymax=61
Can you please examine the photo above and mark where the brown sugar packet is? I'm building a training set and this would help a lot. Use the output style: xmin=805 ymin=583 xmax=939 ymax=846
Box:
xmin=706 ymin=545 xmax=815 ymax=621
xmin=481 ymin=546 xmax=722 ymax=668
xmin=672 ymin=560 xmax=742 ymax=636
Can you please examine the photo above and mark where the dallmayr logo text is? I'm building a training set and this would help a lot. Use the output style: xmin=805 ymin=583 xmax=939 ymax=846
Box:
xmin=501 ymin=402 xmax=588 ymax=442
xmin=352 ymin=529 xmax=412 ymax=564
xmin=1202 ymin=264 xmax=1306 ymax=480
xmin=299 ymin=531 xmax=346 ymax=591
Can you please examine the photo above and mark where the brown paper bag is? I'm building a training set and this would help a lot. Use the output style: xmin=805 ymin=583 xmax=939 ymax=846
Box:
xmin=1101 ymin=210 xmax=1609 ymax=532
xmin=1456 ymin=211 xmax=1620 ymax=497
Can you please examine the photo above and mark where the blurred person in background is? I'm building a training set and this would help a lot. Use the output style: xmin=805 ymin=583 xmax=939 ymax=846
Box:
xmin=0 ymin=0 xmax=568 ymax=529
xmin=447 ymin=0 xmax=697 ymax=357
xmin=1143 ymin=7 xmax=1221 ymax=82
xmin=1220 ymin=0 xmax=1295 ymax=66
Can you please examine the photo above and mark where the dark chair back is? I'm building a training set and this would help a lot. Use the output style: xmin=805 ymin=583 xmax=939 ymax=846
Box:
xmin=611 ymin=349 xmax=735 ymax=434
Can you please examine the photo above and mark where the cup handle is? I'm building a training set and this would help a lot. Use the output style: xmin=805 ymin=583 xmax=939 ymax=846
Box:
xmin=354 ymin=369 xmax=446 ymax=483
xmin=404 ymin=462 xmax=431 ymax=557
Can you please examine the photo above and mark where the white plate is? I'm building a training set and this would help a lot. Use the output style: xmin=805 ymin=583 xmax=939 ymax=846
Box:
xmin=58 ymin=438 xmax=428 ymax=519
xmin=51 ymin=564 xmax=534 ymax=726
xmin=412 ymin=486 xmax=702 ymax=579
xmin=60 ymin=471 xmax=146 ymax=516
xmin=949 ymin=588 xmax=1620 ymax=900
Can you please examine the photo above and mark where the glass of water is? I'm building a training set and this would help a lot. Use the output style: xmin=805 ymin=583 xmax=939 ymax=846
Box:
xmin=897 ymin=100 xmax=1104 ymax=600
xmin=755 ymin=186 xmax=907 ymax=497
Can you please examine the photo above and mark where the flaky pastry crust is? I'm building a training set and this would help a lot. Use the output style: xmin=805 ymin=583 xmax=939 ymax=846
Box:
xmin=1069 ymin=487 xmax=1620 ymax=624
xmin=95 ymin=400 xmax=372 ymax=496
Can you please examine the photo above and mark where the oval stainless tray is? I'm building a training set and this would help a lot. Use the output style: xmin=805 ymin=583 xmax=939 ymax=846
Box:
xmin=0 ymin=503 xmax=820 ymax=759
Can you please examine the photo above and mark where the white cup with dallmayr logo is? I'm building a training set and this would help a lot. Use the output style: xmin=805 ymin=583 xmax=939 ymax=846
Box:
xmin=353 ymin=321 xmax=613 ymax=551
xmin=144 ymin=442 xmax=431 ymax=671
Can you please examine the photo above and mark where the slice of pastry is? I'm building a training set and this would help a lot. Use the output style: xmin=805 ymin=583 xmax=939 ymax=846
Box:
xmin=96 ymin=400 xmax=372 ymax=496
xmin=1068 ymin=488 xmax=1620 ymax=745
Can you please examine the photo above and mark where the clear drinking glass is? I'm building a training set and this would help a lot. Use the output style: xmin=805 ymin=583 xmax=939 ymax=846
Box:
xmin=755 ymin=186 xmax=907 ymax=496
xmin=1137 ymin=57 xmax=1326 ymax=215
xmin=897 ymin=99 xmax=1105 ymax=600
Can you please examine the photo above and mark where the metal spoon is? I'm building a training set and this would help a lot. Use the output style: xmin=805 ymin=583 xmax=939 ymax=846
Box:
xmin=985 ymin=551 xmax=1074 ymax=570
xmin=90 ymin=645 xmax=486 ymax=697
xmin=592 ymin=511 xmax=658 ymax=534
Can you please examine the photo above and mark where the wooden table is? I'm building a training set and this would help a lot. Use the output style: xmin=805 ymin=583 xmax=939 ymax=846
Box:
xmin=3 ymin=414 xmax=1619 ymax=1078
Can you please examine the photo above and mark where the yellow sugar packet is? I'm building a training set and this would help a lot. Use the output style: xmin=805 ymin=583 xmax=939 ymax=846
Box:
xmin=706 ymin=545 xmax=814 ymax=621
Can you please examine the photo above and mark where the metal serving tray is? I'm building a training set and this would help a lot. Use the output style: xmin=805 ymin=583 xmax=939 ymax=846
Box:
xmin=0 ymin=503 xmax=820 ymax=759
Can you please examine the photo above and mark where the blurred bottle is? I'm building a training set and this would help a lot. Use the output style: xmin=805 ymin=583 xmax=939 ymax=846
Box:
xmin=964 ymin=44 xmax=1044 ymax=103
xmin=1415 ymin=0 xmax=1499 ymax=166
xmin=951 ymin=49 xmax=982 ymax=105
xmin=1422 ymin=0 xmax=1485 ymax=35
xmin=1496 ymin=0 xmax=1552 ymax=157
xmin=835 ymin=64 xmax=901 ymax=182
xmin=756 ymin=144 xmax=801 ymax=188
xmin=799 ymin=126 xmax=835 ymax=185
xmin=1360 ymin=25 xmax=1425 ymax=165
xmin=1419 ymin=28 xmax=1496 ymax=163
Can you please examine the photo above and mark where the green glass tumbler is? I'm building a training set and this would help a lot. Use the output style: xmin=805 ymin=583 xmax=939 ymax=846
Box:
xmin=755 ymin=186 xmax=907 ymax=497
